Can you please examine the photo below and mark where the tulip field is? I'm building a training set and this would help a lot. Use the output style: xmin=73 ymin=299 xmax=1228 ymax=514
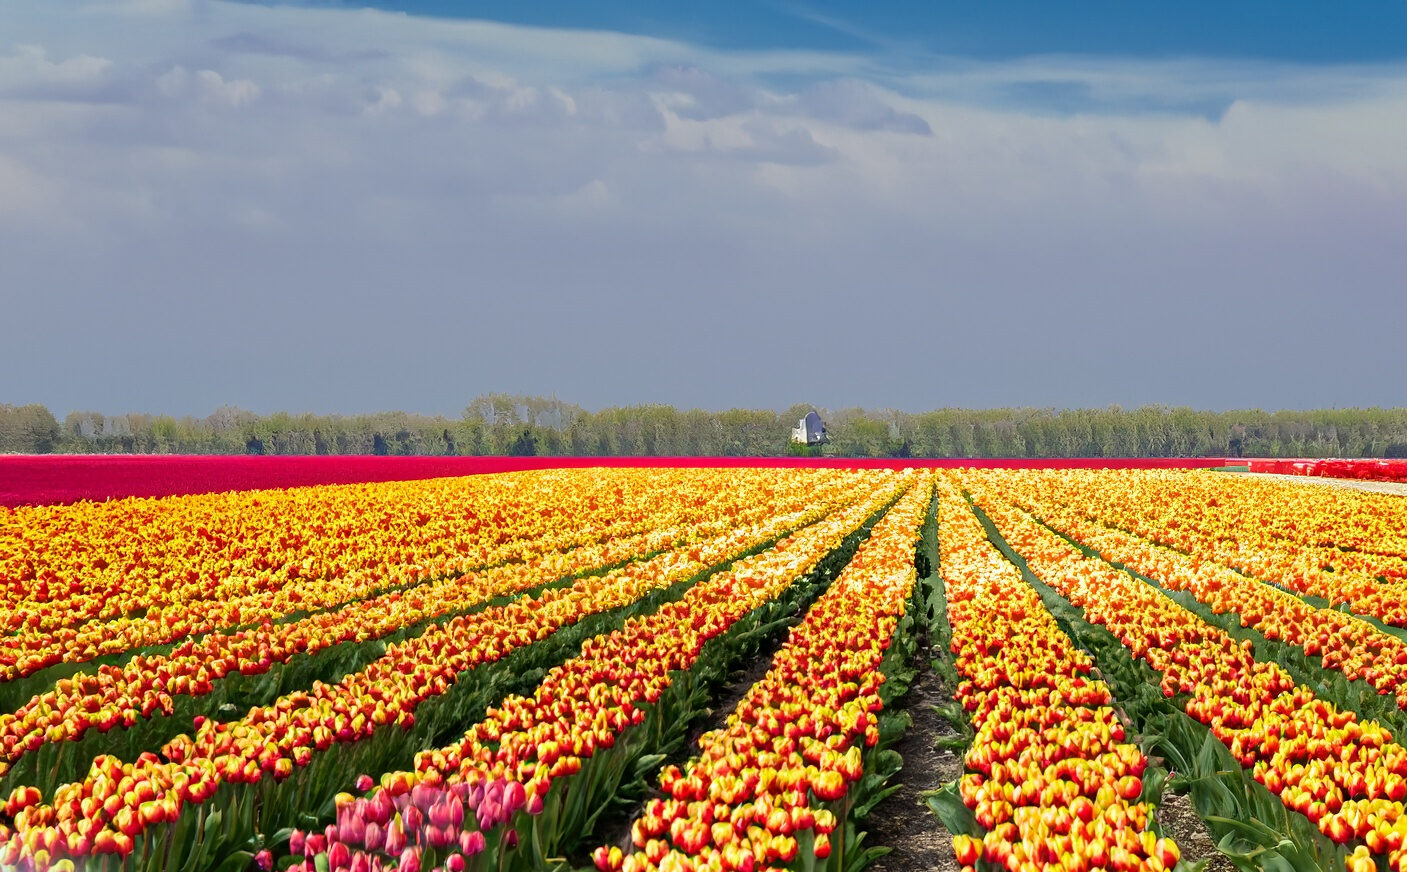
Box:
xmin=3 ymin=462 xmax=1407 ymax=872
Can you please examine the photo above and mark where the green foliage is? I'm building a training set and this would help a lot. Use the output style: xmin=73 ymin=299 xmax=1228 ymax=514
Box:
xmin=21 ymin=396 xmax=1407 ymax=457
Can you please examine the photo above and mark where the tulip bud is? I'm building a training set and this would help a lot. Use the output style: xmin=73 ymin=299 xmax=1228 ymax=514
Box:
xmin=445 ymin=829 xmax=478 ymax=858
xmin=411 ymin=783 xmax=438 ymax=812
xmin=398 ymin=847 xmax=421 ymax=872
xmin=504 ymin=781 xmax=526 ymax=811
xmin=428 ymin=798 xmax=455 ymax=830
xmin=427 ymin=826 xmax=455 ymax=850
xmin=592 ymin=845 xmax=623 ymax=871
xmin=384 ymin=817 xmax=406 ymax=855
xmin=338 ymin=815 xmax=366 ymax=847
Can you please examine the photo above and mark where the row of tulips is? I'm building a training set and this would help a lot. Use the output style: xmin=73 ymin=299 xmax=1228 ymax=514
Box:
xmin=1070 ymin=468 xmax=1407 ymax=570
xmin=0 ymin=469 xmax=814 ymax=664
xmin=584 ymin=475 xmax=935 ymax=872
xmin=0 ymin=474 xmax=902 ymax=869
xmin=285 ymin=472 xmax=923 ymax=872
xmin=962 ymin=478 xmax=1407 ymax=869
xmin=929 ymin=479 xmax=1178 ymax=872
xmin=1012 ymin=469 xmax=1407 ymax=581
xmin=0 ymin=470 xmax=849 ymax=687
xmin=978 ymin=475 xmax=1407 ymax=709
xmin=0 ymin=468 xmax=652 ymax=633
xmin=985 ymin=470 xmax=1407 ymax=626
xmin=0 ymin=473 xmax=868 ymax=788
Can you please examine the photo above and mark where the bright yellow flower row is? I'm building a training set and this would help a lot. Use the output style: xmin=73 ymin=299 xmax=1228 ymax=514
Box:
xmin=963 ymin=476 xmax=1407 ymax=867
xmin=935 ymin=477 xmax=1174 ymax=872
xmin=969 ymin=471 xmax=1407 ymax=709
xmin=0 ymin=469 xmax=847 ymax=678
xmin=0 ymin=469 xmax=786 ymax=637
xmin=595 ymin=474 xmax=933 ymax=872
xmin=979 ymin=470 xmax=1407 ymax=625
xmin=0 ymin=470 xmax=877 ymax=782
xmin=0 ymin=471 xmax=898 ymax=867
xmin=287 ymin=474 xmax=919 ymax=872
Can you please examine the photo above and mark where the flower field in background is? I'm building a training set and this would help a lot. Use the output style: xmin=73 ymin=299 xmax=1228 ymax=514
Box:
xmin=3 ymin=461 xmax=1407 ymax=872
xmin=1246 ymin=459 xmax=1407 ymax=484
xmin=0 ymin=456 xmax=1233 ymax=509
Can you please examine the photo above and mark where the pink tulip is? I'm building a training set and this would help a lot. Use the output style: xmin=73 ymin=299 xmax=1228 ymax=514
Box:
xmin=338 ymin=815 xmax=366 ymax=846
xmin=459 ymin=831 xmax=486 ymax=856
xmin=384 ymin=816 xmax=406 ymax=855
xmin=403 ymin=805 xmax=424 ymax=835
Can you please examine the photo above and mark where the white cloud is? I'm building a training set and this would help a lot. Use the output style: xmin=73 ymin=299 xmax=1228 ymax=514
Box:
xmin=0 ymin=44 xmax=111 ymax=97
xmin=0 ymin=0 xmax=1404 ymax=413
xmin=154 ymin=65 xmax=260 ymax=106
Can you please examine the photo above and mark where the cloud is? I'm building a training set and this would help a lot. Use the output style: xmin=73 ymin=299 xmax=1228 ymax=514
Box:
xmin=155 ymin=65 xmax=260 ymax=105
xmin=0 ymin=44 xmax=112 ymax=99
xmin=793 ymin=79 xmax=932 ymax=133
xmin=210 ymin=31 xmax=388 ymax=64
xmin=0 ymin=0 xmax=1404 ymax=414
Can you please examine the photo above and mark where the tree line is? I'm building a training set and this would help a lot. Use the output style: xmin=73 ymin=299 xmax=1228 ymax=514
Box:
xmin=4 ymin=396 xmax=1407 ymax=458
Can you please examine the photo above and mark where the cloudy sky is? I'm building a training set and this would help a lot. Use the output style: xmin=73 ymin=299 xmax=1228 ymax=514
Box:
xmin=2 ymin=0 xmax=1405 ymax=416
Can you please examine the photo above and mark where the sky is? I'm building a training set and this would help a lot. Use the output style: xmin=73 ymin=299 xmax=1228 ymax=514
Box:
xmin=2 ymin=1 xmax=1405 ymax=417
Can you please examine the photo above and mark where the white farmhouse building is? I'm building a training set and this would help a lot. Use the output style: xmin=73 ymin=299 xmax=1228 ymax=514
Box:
xmin=791 ymin=411 xmax=828 ymax=446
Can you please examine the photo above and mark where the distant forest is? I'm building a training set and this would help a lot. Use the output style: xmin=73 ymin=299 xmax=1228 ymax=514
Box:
xmin=4 ymin=396 xmax=1407 ymax=458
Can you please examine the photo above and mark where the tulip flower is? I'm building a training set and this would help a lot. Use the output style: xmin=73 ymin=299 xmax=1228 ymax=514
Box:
xmin=959 ymin=471 xmax=1407 ymax=867
xmin=0 ymin=473 xmax=901 ymax=868
xmin=574 ymin=479 xmax=934 ymax=872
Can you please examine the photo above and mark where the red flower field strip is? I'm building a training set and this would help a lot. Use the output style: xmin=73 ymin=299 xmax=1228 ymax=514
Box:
xmin=0 ymin=455 xmax=1232 ymax=508
xmin=935 ymin=480 xmax=1174 ymax=872
xmin=286 ymin=474 xmax=921 ymax=872
xmin=964 ymin=477 xmax=1407 ymax=864
xmin=1247 ymin=459 xmax=1407 ymax=485
xmin=0 ymin=475 xmax=892 ymax=865
xmin=990 ymin=484 xmax=1407 ymax=708
xmin=584 ymin=477 xmax=934 ymax=872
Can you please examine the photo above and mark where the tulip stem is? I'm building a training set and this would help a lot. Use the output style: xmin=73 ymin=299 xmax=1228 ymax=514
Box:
xmin=160 ymin=821 xmax=175 ymax=871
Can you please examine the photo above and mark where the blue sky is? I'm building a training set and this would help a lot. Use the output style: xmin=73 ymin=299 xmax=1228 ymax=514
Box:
xmin=262 ymin=1 xmax=1407 ymax=63
xmin=2 ymin=1 xmax=1405 ymax=416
